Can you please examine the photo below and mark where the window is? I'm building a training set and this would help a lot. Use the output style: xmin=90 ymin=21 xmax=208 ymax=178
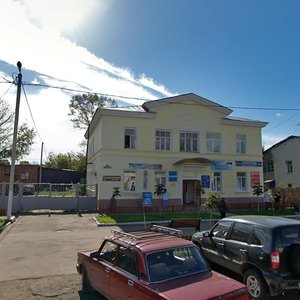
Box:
xmin=212 ymin=172 xmax=222 ymax=192
xmin=99 ymin=241 xmax=117 ymax=263
xmin=124 ymin=171 xmax=136 ymax=191
xmin=206 ymin=133 xmax=221 ymax=153
xmin=20 ymin=171 xmax=29 ymax=180
xmin=263 ymin=161 xmax=274 ymax=172
xmin=251 ymin=227 xmax=268 ymax=246
xmin=180 ymin=132 xmax=198 ymax=152
xmin=155 ymin=171 xmax=166 ymax=186
xmin=116 ymin=247 xmax=138 ymax=276
xmin=229 ymin=223 xmax=252 ymax=243
xmin=236 ymin=134 xmax=246 ymax=154
xmin=286 ymin=160 xmax=293 ymax=173
xmin=124 ymin=128 xmax=136 ymax=149
xmin=155 ymin=130 xmax=170 ymax=151
xmin=212 ymin=221 xmax=233 ymax=239
xmin=147 ymin=246 xmax=209 ymax=283
xmin=236 ymin=172 xmax=247 ymax=191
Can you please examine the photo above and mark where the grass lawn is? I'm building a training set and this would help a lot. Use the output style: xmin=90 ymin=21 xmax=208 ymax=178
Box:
xmin=0 ymin=218 xmax=8 ymax=228
xmin=96 ymin=209 xmax=299 ymax=224
xmin=96 ymin=212 xmax=215 ymax=224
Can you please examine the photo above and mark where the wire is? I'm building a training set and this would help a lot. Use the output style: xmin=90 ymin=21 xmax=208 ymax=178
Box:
xmin=21 ymin=83 xmax=44 ymax=143
xmin=0 ymin=82 xmax=14 ymax=100
xmin=23 ymin=82 xmax=150 ymax=102
xmin=23 ymin=81 xmax=300 ymax=111
xmin=264 ymin=111 xmax=300 ymax=132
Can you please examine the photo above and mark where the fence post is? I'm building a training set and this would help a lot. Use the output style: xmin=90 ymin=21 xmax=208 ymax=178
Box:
xmin=76 ymin=183 xmax=80 ymax=213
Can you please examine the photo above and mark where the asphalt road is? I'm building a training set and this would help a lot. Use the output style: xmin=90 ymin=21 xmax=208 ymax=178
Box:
xmin=0 ymin=214 xmax=299 ymax=299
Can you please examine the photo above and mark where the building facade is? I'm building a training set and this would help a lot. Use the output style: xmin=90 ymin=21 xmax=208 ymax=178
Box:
xmin=86 ymin=93 xmax=267 ymax=208
xmin=263 ymin=135 xmax=300 ymax=189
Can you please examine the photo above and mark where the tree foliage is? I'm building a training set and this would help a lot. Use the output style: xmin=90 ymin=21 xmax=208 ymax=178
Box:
xmin=0 ymin=99 xmax=36 ymax=161
xmin=68 ymin=94 xmax=118 ymax=130
xmin=44 ymin=151 xmax=86 ymax=172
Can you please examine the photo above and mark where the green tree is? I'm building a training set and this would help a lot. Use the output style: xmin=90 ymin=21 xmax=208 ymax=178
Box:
xmin=44 ymin=151 xmax=86 ymax=172
xmin=68 ymin=94 xmax=118 ymax=130
xmin=253 ymin=185 xmax=264 ymax=213
xmin=154 ymin=183 xmax=167 ymax=214
xmin=203 ymin=193 xmax=220 ymax=227
xmin=0 ymin=98 xmax=35 ymax=160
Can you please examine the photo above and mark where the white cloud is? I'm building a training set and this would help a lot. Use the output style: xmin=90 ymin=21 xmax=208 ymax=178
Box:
xmin=0 ymin=0 xmax=175 ymax=162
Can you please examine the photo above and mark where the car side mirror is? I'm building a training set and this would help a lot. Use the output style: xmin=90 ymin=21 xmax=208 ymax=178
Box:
xmin=89 ymin=251 xmax=99 ymax=259
xmin=203 ymin=231 xmax=211 ymax=238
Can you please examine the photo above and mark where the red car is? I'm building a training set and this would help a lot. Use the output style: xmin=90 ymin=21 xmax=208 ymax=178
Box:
xmin=77 ymin=225 xmax=249 ymax=300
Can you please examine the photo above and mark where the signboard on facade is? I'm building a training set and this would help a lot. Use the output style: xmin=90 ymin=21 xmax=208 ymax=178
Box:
xmin=236 ymin=161 xmax=262 ymax=167
xmin=142 ymin=192 xmax=152 ymax=206
xmin=212 ymin=160 xmax=234 ymax=170
xmin=129 ymin=163 xmax=162 ymax=170
xmin=103 ymin=176 xmax=121 ymax=181
xmin=201 ymin=175 xmax=210 ymax=188
xmin=168 ymin=171 xmax=177 ymax=182
xmin=251 ymin=171 xmax=261 ymax=187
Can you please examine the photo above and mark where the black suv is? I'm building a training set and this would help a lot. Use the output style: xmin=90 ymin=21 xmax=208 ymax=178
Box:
xmin=192 ymin=215 xmax=300 ymax=299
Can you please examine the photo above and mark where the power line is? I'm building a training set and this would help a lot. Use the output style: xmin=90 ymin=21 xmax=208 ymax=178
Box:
xmin=0 ymin=82 xmax=14 ymax=100
xmin=23 ymin=81 xmax=300 ymax=111
xmin=23 ymin=82 xmax=150 ymax=102
xmin=21 ymin=83 xmax=44 ymax=143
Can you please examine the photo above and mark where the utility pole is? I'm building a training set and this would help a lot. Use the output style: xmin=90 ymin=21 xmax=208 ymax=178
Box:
xmin=7 ymin=61 xmax=22 ymax=220
xmin=39 ymin=142 xmax=44 ymax=185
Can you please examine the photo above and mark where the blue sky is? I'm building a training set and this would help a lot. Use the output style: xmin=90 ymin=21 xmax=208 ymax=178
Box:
xmin=0 ymin=0 xmax=300 ymax=162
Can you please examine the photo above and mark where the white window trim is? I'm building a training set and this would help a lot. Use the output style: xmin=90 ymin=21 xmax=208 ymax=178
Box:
xmin=179 ymin=131 xmax=199 ymax=152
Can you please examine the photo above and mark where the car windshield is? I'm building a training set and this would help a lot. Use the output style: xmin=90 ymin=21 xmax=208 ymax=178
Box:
xmin=147 ymin=245 xmax=209 ymax=283
xmin=278 ymin=226 xmax=300 ymax=246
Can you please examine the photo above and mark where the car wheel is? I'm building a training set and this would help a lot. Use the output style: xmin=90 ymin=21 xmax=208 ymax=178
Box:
xmin=289 ymin=244 xmax=300 ymax=275
xmin=243 ymin=269 xmax=270 ymax=300
xmin=82 ymin=268 xmax=94 ymax=292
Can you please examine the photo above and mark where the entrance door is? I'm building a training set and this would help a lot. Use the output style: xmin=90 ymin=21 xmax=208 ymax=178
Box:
xmin=182 ymin=180 xmax=200 ymax=205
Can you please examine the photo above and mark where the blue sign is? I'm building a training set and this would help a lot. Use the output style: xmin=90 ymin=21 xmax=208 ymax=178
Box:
xmin=235 ymin=161 xmax=262 ymax=167
xmin=168 ymin=171 xmax=177 ymax=182
xmin=142 ymin=192 xmax=152 ymax=206
xmin=201 ymin=175 xmax=210 ymax=188
xmin=163 ymin=192 xmax=169 ymax=207
xmin=212 ymin=160 xmax=234 ymax=170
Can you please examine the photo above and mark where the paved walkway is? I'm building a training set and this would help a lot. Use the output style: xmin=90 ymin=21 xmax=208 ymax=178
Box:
xmin=0 ymin=214 xmax=113 ymax=281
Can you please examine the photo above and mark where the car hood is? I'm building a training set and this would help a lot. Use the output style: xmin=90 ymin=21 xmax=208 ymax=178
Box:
xmin=153 ymin=271 xmax=247 ymax=300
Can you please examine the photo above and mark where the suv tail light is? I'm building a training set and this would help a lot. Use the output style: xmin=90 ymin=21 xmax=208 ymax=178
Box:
xmin=271 ymin=251 xmax=280 ymax=270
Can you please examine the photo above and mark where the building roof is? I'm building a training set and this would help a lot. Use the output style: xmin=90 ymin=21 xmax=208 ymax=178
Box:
xmin=86 ymin=92 xmax=268 ymax=138
xmin=142 ymin=93 xmax=233 ymax=115
xmin=263 ymin=135 xmax=300 ymax=154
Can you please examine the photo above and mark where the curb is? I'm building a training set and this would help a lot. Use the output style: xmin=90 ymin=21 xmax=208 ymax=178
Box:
xmin=93 ymin=217 xmax=220 ymax=227
xmin=94 ymin=217 xmax=169 ymax=227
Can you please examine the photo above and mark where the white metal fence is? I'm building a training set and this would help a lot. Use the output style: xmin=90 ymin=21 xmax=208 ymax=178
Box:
xmin=0 ymin=182 xmax=98 ymax=213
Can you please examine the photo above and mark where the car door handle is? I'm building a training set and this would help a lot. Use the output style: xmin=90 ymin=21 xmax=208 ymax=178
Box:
xmin=105 ymin=267 xmax=110 ymax=273
xmin=218 ymin=242 xmax=224 ymax=246
xmin=128 ymin=280 xmax=134 ymax=287
xmin=240 ymin=249 xmax=247 ymax=254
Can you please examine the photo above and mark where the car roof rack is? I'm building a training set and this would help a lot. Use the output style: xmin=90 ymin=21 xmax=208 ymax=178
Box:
xmin=111 ymin=225 xmax=183 ymax=243
xmin=111 ymin=229 xmax=142 ymax=241
xmin=150 ymin=224 xmax=183 ymax=237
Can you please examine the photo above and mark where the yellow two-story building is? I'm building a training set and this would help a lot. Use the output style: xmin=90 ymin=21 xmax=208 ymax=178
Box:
xmin=86 ymin=93 xmax=267 ymax=209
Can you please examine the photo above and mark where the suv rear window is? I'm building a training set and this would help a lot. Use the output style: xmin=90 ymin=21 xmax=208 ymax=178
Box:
xmin=278 ymin=226 xmax=300 ymax=246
